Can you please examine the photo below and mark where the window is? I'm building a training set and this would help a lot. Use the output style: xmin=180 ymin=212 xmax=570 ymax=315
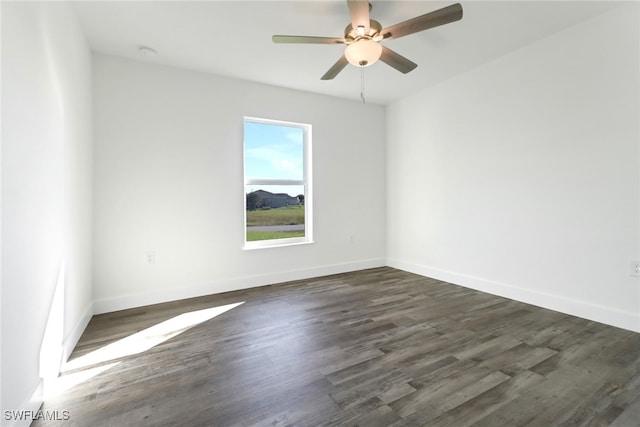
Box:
xmin=243 ymin=117 xmax=312 ymax=248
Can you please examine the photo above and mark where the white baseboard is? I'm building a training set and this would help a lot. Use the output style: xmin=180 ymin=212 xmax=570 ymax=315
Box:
xmin=3 ymin=379 xmax=43 ymax=427
xmin=387 ymin=258 xmax=640 ymax=333
xmin=93 ymin=258 xmax=386 ymax=314
xmin=62 ymin=302 xmax=93 ymax=362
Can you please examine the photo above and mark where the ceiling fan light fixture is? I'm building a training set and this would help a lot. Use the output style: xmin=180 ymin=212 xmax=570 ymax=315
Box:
xmin=344 ymin=39 xmax=382 ymax=67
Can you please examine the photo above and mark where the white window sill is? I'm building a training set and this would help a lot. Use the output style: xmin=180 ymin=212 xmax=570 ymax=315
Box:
xmin=243 ymin=239 xmax=315 ymax=251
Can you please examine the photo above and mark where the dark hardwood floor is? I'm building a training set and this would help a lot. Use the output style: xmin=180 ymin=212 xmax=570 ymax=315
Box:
xmin=36 ymin=267 xmax=639 ymax=426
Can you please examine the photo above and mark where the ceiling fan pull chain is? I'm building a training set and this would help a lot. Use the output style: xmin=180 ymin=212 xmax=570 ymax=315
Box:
xmin=360 ymin=66 xmax=366 ymax=104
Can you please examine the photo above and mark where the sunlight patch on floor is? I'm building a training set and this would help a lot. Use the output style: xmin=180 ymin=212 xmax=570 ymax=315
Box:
xmin=64 ymin=302 xmax=245 ymax=372
xmin=45 ymin=362 xmax=120 ymax=399
xmin=44 ymin=302 xmax=245 ymax=399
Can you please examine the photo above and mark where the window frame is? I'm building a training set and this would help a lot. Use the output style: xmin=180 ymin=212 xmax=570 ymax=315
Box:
xmin=243 ymin=116 xmax=313 ymax=250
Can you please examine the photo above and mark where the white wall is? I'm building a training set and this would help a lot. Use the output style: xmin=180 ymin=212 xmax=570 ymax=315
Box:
xmin=1 ymin=2 xmax=93 ymax=423
xmin=92 ymin=54 xmax=386 ymax=313
xmin=387 ymin=4 xmax=640 ymax=332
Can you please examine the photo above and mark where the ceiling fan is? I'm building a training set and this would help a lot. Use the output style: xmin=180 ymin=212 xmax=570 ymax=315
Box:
xmin=273 ymin=1 xmax=463 ymax=80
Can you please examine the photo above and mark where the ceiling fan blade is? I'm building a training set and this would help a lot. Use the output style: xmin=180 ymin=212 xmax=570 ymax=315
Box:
xmin=347 ymin=0 xmax=370 ymax=33
xmin=321 ymin=55 xmax=349 ymax=80
xmin=379 ymin=46 xmax=417 ymax=74
xmin=380 ymin=3 xmax=463 ymax=40
xmin=272 ymin=35 xmax=345 ymax=44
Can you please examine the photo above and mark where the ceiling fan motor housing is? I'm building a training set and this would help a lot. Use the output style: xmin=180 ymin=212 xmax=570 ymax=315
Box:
xmin=344 ymin=19 xmax=382 ymax=43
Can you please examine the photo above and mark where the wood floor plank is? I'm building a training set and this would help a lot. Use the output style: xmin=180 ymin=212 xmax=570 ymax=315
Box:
xmin=428 ymin=369 xmax=547 ymax=427
xmin=609 ymin=395 xmax=640 ymax=427
xmin=33 ymin=267 xmax=640 ymax=426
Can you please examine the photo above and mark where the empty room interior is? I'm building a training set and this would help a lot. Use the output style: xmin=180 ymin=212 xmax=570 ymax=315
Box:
xmin=2 ymin=0 xmax=639 ymax=426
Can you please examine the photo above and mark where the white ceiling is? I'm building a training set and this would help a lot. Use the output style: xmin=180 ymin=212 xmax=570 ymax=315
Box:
xmin=73 ymin=1 xmax=622 ymax=105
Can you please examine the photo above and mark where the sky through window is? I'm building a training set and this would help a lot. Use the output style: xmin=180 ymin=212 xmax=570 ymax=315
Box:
xmin=244 ymin=121 xmax=303 ymax=182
